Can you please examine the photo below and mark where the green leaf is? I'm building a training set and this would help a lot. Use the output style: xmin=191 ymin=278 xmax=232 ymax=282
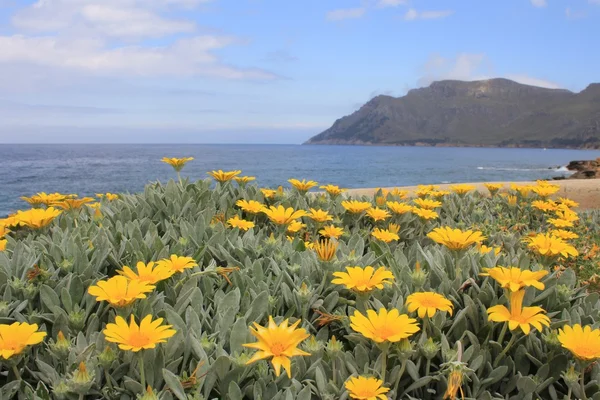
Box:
xmin=162 ymin=369 xmax=187 ymax=400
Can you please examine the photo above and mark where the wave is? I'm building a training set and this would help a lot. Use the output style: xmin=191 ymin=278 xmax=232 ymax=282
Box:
xmin=477 ymin=166 xmax=573 ymax=173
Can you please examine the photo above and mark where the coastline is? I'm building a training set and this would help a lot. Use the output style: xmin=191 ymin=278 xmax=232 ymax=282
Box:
xmin=345 ymin=179 xmax=600 ymax=210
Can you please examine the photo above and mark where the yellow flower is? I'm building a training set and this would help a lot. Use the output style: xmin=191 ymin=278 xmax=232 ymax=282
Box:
xmin=103 ymin=315 xmax=176 ymax=352
xmin=345 ymin=376 xmax=390 ymax=400
xmin=531 ymin=200 xmax=557 ymax=212
xmin=260 ymin=188 xmax=277 ymax=199
xmin=450 ymin=184 xmax=476 ymax=195
xmin=97 ymin=193 xmax=119 ymax=201
xmin=286 ymin=220 xmax=306 ymax=233
xmin=320 ymin=184 xmax=346 ymax=197
xmin=288 ymin=178 xmax=318 ymax=193
xmin=511 ymin=183 xmax=533 ymax=197
xmin=319 ymin=225 xmax=344 ymax=239
xmin=388 ymin=223 xmax=400 ymax=234
xmin=207 ymin=170 xmax=242 ymax=182
xmin=156 ymin=255 xmax=198 ymax=273
xmin=14 ymin=207 xmax=62 ymax=229
xmin=550 ymin=229 xmax=579 ymax=240
xmin=243 ymin=316 xmax=310 ymax=378
xmin=0 ymin=322 xmax=47 ymax=359
xmin=413 ymin=198 xmax=442 ymax=209
xmin=525 ymin=233 xmax=579 ymax=258
xmin=480 ymin=266 xmax=548 ymax=292
xmin=261 ymin=205 xmax=308 ymax=225
xmin=389 ymin=188 xmax=409 ymax=199
xmin=415 ymin=185 xmax=439 ymax=197
xmin=117 ymin=261 xmax=175 ymax=284
xmin=558 ymin=324 xmax=600 ymax=361
xmin=235 ymin=199 xmax=263 ymax=214
xmin=227 ymin=215 xmax=255 ymax=231
xmin=88 ymin=276 xmax=155 ymax=307
xmin=429 ymin=190 xmax=450 ymax=198
xmin=427 ymin=227 xmax=485 ymax=250
xmin=350 ymin=308 xmax=419 ymax=343
xmin=313 ymin=239 xmax=338 ymax=261
xmin=532 ymin=184 xmax=559 ymax=198
xmin=307 ymin=208 xmax=333 ymax=223
xmin=555 ymin=208 xmax=579 ymax=222
xmin=506 ymin=195 xmax=518 ymax=207
xmin=478 ymin=244 xmax=502 ymax=256
xmin=161 ymin=157 xmax=194 ymax=172
xmin=234 ymin=176 xmax=256 ymax=184
xmin=412 ymin=208 xmax=439 ymax=220
xmin=557 ymin=198 xmax=578 ymax=208
xmin=371 ymin=228 xmax=399 ymax=243
xmin=386 ymin=201 xmax=413 ymax=215
xmin=406 ymin=292 xmax=453 ymax=318
xmin=51 ymin=197 xmax=95 ymax=210
xmin=548 ymin=218 xmax=574 ymax=228
xmin=484 ymin=183 xmax=503 ymax=195
xmin=366 ymin=207 xmax=390 ymax=222
xmin=375 ymin=196 xmax=386 ymax=207
xmin=0 ymin=239 xmax=6 ymax=252
xmin=342 ymin=200 xmax=372 ymax=214
xmin=21 ymin=192 xmax=70 ymax=206
xmin=487 ymin=290 xmax=550 ymax=334
xmin=332 ymin=266 xmax=394 ymax=292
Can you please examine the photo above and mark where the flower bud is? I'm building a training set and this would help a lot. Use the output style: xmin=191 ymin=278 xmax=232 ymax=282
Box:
xmin=50 ymin=331 xmax=71 ymax=359
xmin=200 ymin=334 xmax=215 ymax=352
xmin=562 ymin=365 xmax=579 ymax=387
xmin=556 ymin=284 xmax=572 ymax=303
xmin=69 ymin=361 xmax=94 ymax=394
xmin=52 ymin=380 xmax=70 ymax=400
xmin=98 ymin=346 xmax=116 ymax=369
xmin=178 ymin=237 xmax=189 ymax=246
xmin=396 ymin=338 xmax=415 ymax=359
xmin=303 ymin=335 xmax=324 ymax=354
xmin=69 ymin=309 xmax=86 ymax=331
xmin=23 ymin=283 xmax=38 ymax=300
xmin=421 ymin=338 xmax=440 ymax=360
xmin=411 ymin=262 xmax=428 ymax=289
xmin=325 ymin=335 xmax=343 ymax=356
xmin=542 ymin=329 xmax=561 ymax=350
xmin=138 ymin=386 xmax=159 ymax=400
xmin=295 ymin=282 xmax=312 ymax=302
xmin=0 ymin=301 xmax=9 ymax=318
xmin=232 ymin=352 xmax=251 ymax=367
xmin=59 ymin=259 xmax=73 ymax=272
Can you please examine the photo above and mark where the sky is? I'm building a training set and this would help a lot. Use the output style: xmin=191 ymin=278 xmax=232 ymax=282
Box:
xmin=0 ymin=0 xmax=598 ymax=144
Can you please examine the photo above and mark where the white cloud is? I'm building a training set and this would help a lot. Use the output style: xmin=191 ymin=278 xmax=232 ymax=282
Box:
xmin=326 ymin=7 xmax=366 ymax=21
xmin=377 ymin=0 xmax=407 ymax=7
xmin=0 ymin=0 xmax=277 ymax=82
xmin=418 ymin=53 xmax=561 ymax=89
xmin=404 ymin=8 xmax=454 ymax=21
xmin=565 ymin=7 xmax=587 ymax=19
xmin=530 ymin=0 xmax=547 ymax=8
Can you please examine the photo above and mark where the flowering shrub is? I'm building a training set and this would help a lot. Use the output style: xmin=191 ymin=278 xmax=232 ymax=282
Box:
xmin=0 ymin=165 xmax=599 ymax=399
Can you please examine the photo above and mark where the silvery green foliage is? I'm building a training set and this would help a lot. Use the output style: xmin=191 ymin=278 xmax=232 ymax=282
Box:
xmin=0 ymin=178 xmax=599 ymax=399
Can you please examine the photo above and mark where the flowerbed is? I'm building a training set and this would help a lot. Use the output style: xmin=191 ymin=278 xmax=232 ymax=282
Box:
xmin=0 ymin=160 xmax=599 ymax=400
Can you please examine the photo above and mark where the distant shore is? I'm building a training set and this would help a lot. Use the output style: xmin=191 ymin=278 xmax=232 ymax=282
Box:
xmin=304 ymin=141 xmax=600 ymax=150
xmin=346 ymin=179 xmax=600 ymax=210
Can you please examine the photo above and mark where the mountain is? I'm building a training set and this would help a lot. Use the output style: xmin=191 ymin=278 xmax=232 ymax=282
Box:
xmin=305 ymin=78 xmax=600 ymax=149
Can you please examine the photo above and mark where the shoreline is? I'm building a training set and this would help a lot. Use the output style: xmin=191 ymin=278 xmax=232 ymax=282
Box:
xmin=345 ymin=179 xmax=600 ymax=210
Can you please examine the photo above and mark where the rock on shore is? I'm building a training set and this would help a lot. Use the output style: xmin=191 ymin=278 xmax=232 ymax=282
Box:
xmin=567 ymin=158 xmax=600 ymax=179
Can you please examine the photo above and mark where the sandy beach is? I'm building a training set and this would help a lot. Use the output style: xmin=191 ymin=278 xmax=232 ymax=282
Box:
xmin=347 ymin=179 xmax=600 ymax=210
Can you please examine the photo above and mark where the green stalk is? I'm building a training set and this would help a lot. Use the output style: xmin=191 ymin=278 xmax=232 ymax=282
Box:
xmin=497 ymin=322 xmax=508 ymax=345
xmin=12 ymin=365 xmax=21 ymax=380
xmin=139 ymin=352 xmax=146 ymax=391
xmin=425 ymin=358 xmax=431 ymax=377
xmin=392 ymin=358 xmax=408 ymax=396
xmin=580 ymin=366 xmax=588 ymax=400
xmin=332 ymin=358 xmax=337 ymax=386
xmin=104 ymin=369 xmax=113 ymax=390
xmin=494 ymin=334 xmax=517 ymax=367
xmin=453 ymin=251 xmax=461 ymax=281
xmin=380 ymin=343 xmax=389 ymax=383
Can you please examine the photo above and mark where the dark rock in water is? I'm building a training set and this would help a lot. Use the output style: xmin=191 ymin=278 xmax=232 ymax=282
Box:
xmin=552 ymin=176 xmax=567 ymax=180
xmin=567 ymin=158 xmax=600 ymax=179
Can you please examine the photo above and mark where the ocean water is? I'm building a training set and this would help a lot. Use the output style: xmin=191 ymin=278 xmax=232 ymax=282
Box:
xmin=0 ymin=144 xmax=598 ymax=215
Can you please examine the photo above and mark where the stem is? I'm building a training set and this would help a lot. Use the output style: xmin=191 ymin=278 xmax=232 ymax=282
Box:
xmin=567 ymin=386 xmax=572 ymax=400
xmin=497 ymin=322 xmax=508 ymax=345
xmin=12 ymin=365 xmax=21 ymax=380
xmin=425 ymin=358 xmax=431 ymax=377
xmin=356 ymin=294 xmax=369 ymax=314
xmin=78 ymin=394 xmax=84 ymax=400
xmin=177 ymin=171 xmax=182 ymax=187
xmin=139 ymin=352 xmax=146 ymax=391
xmin=494 ymin=334 xmax=517 ymax=367
xmin=104 ymin=369 xmax=113 ymax=390
xmin=332 ymin=358 xmax=337 ymax=386
xmin=392 ymin=359 xmax=408 ymax=396
xmin=580 ymin=367 xmax=588 ymax=400
xmin=423 ymin=317 xmax=431 ymax=338
xmin=380 ymin=344 xmax=389 ymax=383
xmin=453 ymin=251 xmax=460 ymax=281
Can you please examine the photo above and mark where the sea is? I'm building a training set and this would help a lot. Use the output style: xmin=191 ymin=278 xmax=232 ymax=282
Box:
xmin=0 ymin=144 xmax=598 ymax=216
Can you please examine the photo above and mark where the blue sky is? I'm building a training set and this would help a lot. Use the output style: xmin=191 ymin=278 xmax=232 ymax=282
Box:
xmin=0 ymin=0 xmax=598 ymax=143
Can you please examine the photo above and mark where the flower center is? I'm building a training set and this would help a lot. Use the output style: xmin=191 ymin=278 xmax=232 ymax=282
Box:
xmin=1 ymin=340 xmax=22 ymax=352
xmin=270 ymin=342 xmax=286 ymax=356
xmin=574 ymin=346 xmax=598 ymax=359
xmin=418 ymin=299 xmax=439 ymax=308
xmin=128 ymin=332 xmax=151 ymax=347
